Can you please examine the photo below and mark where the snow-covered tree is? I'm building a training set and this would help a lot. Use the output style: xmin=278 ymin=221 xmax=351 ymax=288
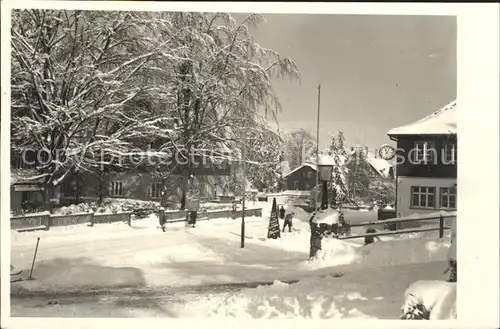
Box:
xmin=283 ymin=129 xmax=317 ymax=169
xmin=369 ymin=178 xmax=396 ymax=204
xmin=151 ymin=12 xmax=300 ymax=208
xmin=327 ymin=132 xmax=350 ymax=205
xmin=11 ymin=10 xmax=187 ymax=209
xmin=11 ymin=10 xmax=300 ymax=210
xmin=230 ymin=116 xmax=284 ymax=192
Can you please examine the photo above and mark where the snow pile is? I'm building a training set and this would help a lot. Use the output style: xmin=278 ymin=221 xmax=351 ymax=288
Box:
xmin=55 ymin=203 xmax=94 ymax=216
xmin=401 ymin=280 xmax=456 ymax=320
xmin=306 ymin=237 xmax=361 ymax=268
xmin=359 ymin=238 xmax=450 ymax=267
xmin=311 ymin=208 xmax=340 ymax=224
xmin=51 ymin=198 xmax=162 ymax=216
xmin=210 ymin=277 xmax=374 ymax=319
xmin=282 ymin=205 xmax=311 ymax=223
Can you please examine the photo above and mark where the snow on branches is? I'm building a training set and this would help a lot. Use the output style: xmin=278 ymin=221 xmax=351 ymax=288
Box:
xmin=10 ymin=10 xmax=300 ymax=205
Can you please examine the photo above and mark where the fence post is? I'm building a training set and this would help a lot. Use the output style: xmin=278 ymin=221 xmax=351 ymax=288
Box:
xmin=439 ymin=215 xmax=444 ymax=238
xmin=127 ymin=212 xmax=132 ymax=226
xmin=89 ymin=212 xmax=95 ymax=227
xmin=158 ymin=209 xmax=164 ymax=226
xmin=45 ymin=214 xmax=51 ymax=230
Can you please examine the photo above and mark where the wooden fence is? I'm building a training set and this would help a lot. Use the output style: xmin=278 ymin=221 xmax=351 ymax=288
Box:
xmin=11 ymin=208 xmax=263 ymax=232
xmin=338 ymin=211 xmax=456 ymax=240
xmin=159 ymin=208 xmax=263 ymax=224
xmin=11 ymin=212 xmax=132 ymax=232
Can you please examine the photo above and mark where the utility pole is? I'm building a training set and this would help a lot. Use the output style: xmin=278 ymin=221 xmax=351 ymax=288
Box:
xmin=241 ymin=129 xmax=246 ymax=248
xmin=315 ymin=84 xmax=321 ymax=209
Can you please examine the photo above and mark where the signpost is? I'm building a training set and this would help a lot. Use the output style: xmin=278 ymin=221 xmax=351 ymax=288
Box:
xmin=267 ymin=197 xmax=281 ymax=239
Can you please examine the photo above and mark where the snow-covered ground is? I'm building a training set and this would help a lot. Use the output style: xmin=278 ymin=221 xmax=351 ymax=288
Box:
xmin=10 ymin=201 xmax=452 ymax=319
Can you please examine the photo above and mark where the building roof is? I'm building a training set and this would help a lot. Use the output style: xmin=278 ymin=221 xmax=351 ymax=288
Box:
xmin=348 ymin=148 xmax=393 ymax=179
xmin=366 ymin=154 xmax=392 ymax=178
xmin=11 ymin=169 xmax=46 ymax=186
xmin=282 ymin=163 xmax=317 ymax=179
xmin=387 ymin=100 xmax=457 ymax=136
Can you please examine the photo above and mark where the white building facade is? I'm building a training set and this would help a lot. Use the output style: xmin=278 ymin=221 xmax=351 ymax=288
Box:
xmin=387 ymin=100 xmax=457 ymax=219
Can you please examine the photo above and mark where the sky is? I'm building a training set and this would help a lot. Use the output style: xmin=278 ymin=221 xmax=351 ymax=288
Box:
xmin=233 ymin=13 xmax=457 ymax=151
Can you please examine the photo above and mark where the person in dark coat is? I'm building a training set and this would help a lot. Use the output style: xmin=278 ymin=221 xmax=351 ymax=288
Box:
xmin=279 ymin=206 xmax=286 ymax=219
xmin=188 ymin=210 xmax=197 ymax=228
xmin=282 ymin=212 xmax=295 ymax=232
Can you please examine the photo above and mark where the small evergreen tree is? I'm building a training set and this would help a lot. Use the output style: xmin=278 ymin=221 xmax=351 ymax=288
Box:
xmin=327 ymin=132 xmax=350 ymax=206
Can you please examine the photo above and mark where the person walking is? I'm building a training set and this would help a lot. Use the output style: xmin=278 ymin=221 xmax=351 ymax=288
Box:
xmin=282 ymin=212 xmax=295 ymax=233
xmin=279 ymin=205 xmax=286 ymax=219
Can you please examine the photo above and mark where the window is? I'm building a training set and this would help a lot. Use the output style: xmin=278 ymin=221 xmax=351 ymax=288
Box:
xmin=60 ymin=181 xmax=73 ymax=196
xmin=307 ymin=171 xmax=313 ymax=179
xmin=440 ymin=187 xmax=457 ymax=209
xmin=412 ymin=141 xmax=436 ymax=164
xmin=443 ymin=142 xmax=457 ymax=164
xmin=150 ymin=183 xmax=162 ymax=199
xmin=293 ymin=181 xmax=299 ymax=190
xmin=411 ymin=186 xmax=436 ymax=208
xmin=110 ymin=181 xmax=123 ymax=197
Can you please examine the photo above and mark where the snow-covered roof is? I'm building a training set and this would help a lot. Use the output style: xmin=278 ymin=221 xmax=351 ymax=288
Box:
xmin=387 ymin=100 xmax=457 ymax=136
xmin=282 ymin=163 xmax=317 ymax=178
xmin=348 ymin=148 xmax=393 ymax=178
xmin=366 ymin=154 xmax=393 ymax=178
xmin=11 ymin=169 xmax=45 ymax=185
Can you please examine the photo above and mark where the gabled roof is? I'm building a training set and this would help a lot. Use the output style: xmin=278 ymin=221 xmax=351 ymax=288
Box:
xmin=282 ymin=163 xmax=317 ymax=178
xmin=349 ymin=148 xmax=393 ymax=178
xmin=366 ymin=155 xmax=392 ymax=178
xmin=387 ymin=100 xmax=457 ymax=136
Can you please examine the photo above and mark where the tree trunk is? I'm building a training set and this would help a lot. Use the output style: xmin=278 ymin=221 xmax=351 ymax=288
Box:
xmin=43 ymin=181 xmax=55 ymax=213
xmin=98 ymin=170 xmax=104 ymax=205
xmin=161 ymin=176 xmax=167 ymax=208
xmin=75 ymin=171 xmax=80 ymax=204
xmin=180 ymin=174 xmax=187 ymax=210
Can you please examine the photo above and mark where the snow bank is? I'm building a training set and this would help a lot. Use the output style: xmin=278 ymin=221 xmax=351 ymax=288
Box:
xmin=304 ymin=235 xmax=450 ymax=270
xmin=210 ymin=277 xmax=375 ymax=319
xmin=311 ymin=208 xmax=339 ymax=224
xmin=282 ymin=205 xmax=311 ymax=223
xmin=357 ymin=238 xmax=450 ymax=268
xmin=306 ymin=238 xmax=361 ymax=268
xmin=401 ymin=280 xmax=456 ymax=320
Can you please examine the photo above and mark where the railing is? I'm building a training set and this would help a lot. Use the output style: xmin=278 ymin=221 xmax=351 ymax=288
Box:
xmin=11 ymin=208 xmax=264 ymax=232
xmin=338 ymin=211 xmax=456 ymax=240
xmin=10 ymin=212 xmax=133 ymax=232
xmin=159 ymin=208 xmax=263 ymax=225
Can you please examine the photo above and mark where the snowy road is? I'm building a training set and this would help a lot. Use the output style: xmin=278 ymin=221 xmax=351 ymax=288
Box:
xmin=9 ymin=206 xmax=451 ymax=318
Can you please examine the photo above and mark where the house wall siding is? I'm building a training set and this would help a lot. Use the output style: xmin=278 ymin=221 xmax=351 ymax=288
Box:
xmin=64 ymin=172 xmax=234 ymax=205
xmin=395 ymin=135 xmax=457 ymax=178
xmin=285 ymin=166 xmax=318 ymax=191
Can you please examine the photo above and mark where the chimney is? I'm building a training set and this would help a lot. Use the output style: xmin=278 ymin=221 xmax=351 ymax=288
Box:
xmin=374 ymin=149 xmax=378 ymax=158
xmin=365 ymin=146 xmax=368 ymax=155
